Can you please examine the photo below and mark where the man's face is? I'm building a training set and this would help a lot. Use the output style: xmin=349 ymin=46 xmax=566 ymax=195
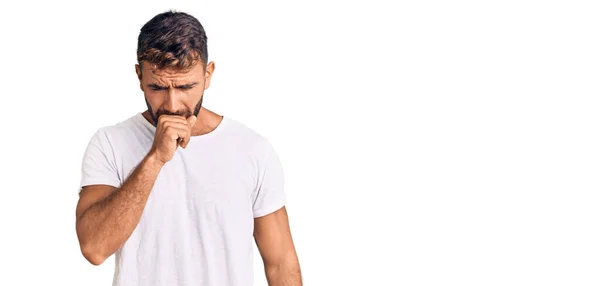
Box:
xmin=135 ymin=61 xmax=214 ymax=125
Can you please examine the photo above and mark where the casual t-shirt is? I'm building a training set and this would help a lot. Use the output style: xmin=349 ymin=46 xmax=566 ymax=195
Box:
xmin=79 ymin=113 xmax=286 ymax=286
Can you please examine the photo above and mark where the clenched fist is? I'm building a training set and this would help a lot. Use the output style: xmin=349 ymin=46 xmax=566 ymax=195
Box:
xmin=149 ymin=115 xmax=197 ymax=164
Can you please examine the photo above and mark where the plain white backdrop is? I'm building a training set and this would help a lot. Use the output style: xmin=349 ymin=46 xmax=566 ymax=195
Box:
xmin=0 ymin=0 xmax=599 ymax=285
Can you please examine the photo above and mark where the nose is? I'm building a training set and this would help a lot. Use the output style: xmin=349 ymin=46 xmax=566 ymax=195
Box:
xmin=163 ymin=88 xmax=183 ymax=112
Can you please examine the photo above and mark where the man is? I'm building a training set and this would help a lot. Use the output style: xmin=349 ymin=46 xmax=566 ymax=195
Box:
xmin=75 ymin=10 xmax=302 ymax=286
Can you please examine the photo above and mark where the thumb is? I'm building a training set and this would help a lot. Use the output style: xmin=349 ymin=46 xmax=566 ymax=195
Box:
xmin=188 ymin=115 xmax=197 ymax=127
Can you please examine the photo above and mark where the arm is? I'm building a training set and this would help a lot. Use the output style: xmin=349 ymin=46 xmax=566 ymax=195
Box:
xmin=254 ymin=206 xmax=302 ymax=285
xmin=76 ymin=115 xmax=196 ymax=265
xmin=75 ymin=153 xmax=163 ymax=265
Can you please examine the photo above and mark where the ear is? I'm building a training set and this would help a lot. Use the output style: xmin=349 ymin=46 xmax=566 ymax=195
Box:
xmin=135 ymin=64 xmax=143 ymax=91
xmin=203 ymin=61 xmax=215 ymax=90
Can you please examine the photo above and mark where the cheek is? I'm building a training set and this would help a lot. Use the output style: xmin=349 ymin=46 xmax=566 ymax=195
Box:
xmin=185 ymin=90 xmax=203 ymax=103
xmin=184 ymin=98 xmax=199 ymax=110
xmin=144 ymin=91 xmax=164 ymax=107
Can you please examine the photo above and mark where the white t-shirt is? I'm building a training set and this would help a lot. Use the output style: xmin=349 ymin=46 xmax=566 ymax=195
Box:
xmin=79 ymin=113 xmax=286 ymax=286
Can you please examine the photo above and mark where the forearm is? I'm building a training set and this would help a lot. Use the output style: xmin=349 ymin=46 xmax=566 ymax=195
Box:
xmin=77 ymin=153 xmax=163 ymax=263
xmin=265 ymin=258 xmax=302 ymax=286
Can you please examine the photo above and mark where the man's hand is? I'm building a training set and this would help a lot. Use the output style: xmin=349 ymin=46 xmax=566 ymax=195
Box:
xmin=149 ymin=115 xmax=197 ymax=164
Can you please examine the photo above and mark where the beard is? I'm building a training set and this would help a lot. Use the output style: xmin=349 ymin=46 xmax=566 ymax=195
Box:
xmin=145 ymin=95 xmax=203 ymax=126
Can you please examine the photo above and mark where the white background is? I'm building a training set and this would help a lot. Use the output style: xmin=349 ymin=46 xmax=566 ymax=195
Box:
xmin=0 ymin=0 xmax=599 ymax=285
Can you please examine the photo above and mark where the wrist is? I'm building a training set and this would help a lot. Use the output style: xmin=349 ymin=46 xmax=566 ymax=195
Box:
xmin=145 ymin=151 xmax=166 ymax=168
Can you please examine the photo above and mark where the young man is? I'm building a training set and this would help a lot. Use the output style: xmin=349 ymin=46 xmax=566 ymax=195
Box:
xmin=75 ymin=10 xmax=302 ymax=286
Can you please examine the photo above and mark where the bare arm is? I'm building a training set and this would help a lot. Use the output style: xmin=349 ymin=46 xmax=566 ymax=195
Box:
xmin=75 ymin=153 xmax=163 ymax=265
xmin=254 ymin=206 xmax=302 ymax=285
xmin=76 ymin=115 xmax=197 ymax=265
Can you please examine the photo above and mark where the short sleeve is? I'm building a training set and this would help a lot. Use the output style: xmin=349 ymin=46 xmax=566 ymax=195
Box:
xmin=252 ymin=139 xmax=286 ymax=218
xmin=79 ymin=129 xmax=121 ymax=194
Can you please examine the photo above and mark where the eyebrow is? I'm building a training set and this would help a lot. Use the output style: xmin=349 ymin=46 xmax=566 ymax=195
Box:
xmin=175 ymin=83 xmax=198 ymax=89
xmin=147 ymin=82 xmax=199 ymax=89
xmin=147 ymin=83 xmax=167 ymax=90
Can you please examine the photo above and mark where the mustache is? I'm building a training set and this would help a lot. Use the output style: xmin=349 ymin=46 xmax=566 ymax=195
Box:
xmin=145 ymin=96 xmax=203 ymax=125
xmin=156 ymin=109 xmax=193 ymax=118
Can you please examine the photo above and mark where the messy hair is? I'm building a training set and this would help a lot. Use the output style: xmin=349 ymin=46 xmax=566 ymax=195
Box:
xmin=137 ymin=10 xmax=208 ymax=71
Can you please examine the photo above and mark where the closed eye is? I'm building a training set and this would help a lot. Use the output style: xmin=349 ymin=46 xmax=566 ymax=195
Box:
xmin=147 ymin=83 xmax=197 ymax=91
xmin=148 ymin=84 xmax=167 ymax=91
xmin=176 ymin=84 xmax=197 ymax=90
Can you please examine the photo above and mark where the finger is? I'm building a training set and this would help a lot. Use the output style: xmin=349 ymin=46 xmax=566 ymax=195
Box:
xmin=158 ymin=115 xmax=189 ymax=126
xmin=164 ymin=126 xmax=185 ymax=141
xmin=181 ymin=116 xmax=197 ymax=148
xmin=182 ymin=126 xmax=193 ymax=148
xmin=163 ymin=123 xmax=192 ymax=147
xmin=181 ymin=127 xmax=193 ymax=148
xmin=172 ymin=128 xmax=191 ymax=148
xmin=170 ymin=130 xmax=180 ymax=142
xmin=162 ymin=121 xmax=192 ymax=131
xmin=187 ymin=115 xmax=197 ymax=128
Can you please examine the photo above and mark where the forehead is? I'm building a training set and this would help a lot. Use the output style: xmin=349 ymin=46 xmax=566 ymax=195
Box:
xmin=141 ymin=62 xmax=204 ymax=82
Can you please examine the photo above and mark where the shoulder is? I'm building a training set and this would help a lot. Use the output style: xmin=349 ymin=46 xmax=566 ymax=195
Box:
xmin=86 ymin=114 xmax=143 ymax=149
xmin=214 ymin=116 xmax=281 ymax=166
xmin=221 ymin=116 xmax=274 ymax=152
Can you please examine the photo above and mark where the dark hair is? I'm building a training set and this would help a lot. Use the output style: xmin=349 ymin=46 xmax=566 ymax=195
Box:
xmin=137 ymin=10 xmax=208 ymax=71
